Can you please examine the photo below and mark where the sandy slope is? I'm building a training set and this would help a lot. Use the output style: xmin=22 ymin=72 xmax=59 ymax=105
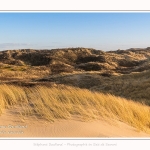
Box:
xmin=0 ymin=109 xmax=150 ymax=138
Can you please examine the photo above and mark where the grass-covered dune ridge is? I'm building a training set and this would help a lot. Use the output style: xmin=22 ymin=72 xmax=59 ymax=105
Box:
xmin=1 ymin=47 xmax=150 ymax=76
xmin=0 ymin=84 xmax=150 ymax=133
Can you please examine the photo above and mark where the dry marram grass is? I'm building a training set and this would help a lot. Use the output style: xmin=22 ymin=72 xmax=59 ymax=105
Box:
xmin=0 ymin=84 xmax=150 ymax=133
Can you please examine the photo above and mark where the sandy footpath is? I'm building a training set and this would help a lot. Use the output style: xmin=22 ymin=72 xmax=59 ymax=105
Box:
xmin=0 ymin=109 xmax=150 ymax=138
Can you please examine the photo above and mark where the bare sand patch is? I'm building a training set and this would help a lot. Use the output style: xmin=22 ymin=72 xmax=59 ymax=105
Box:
xmin=0 ymin=109 xmax=149 ymax=138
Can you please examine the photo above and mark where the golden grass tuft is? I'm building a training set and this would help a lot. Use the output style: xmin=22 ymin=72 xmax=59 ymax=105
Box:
xmin=0 ymin=84 xmax=150 ymax=133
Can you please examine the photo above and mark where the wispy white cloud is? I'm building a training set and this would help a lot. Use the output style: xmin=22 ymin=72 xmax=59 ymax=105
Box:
xmin=0 ymin=43 xmax=32 ymax=51
xmin=0 ymin=42 xmax=63 ymax=51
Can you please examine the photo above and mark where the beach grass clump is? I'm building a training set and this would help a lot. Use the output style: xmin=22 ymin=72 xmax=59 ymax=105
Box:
xmin=0 ymin=84 xmax=150 ymax=133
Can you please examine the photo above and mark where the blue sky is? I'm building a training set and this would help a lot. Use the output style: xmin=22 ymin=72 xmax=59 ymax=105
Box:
xmin=0 ymin=12 xmax=150 ymax=51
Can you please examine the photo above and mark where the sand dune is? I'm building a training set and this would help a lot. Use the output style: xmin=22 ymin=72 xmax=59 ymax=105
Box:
xmin=0 ymin=109 xmax=149 ymax=138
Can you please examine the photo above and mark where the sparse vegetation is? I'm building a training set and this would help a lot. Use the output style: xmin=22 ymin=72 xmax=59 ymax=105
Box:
xmin=50 ymin=63 xmax=74 ymax=74
xmin=0 ymin=84 xmax=150 ymax=133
